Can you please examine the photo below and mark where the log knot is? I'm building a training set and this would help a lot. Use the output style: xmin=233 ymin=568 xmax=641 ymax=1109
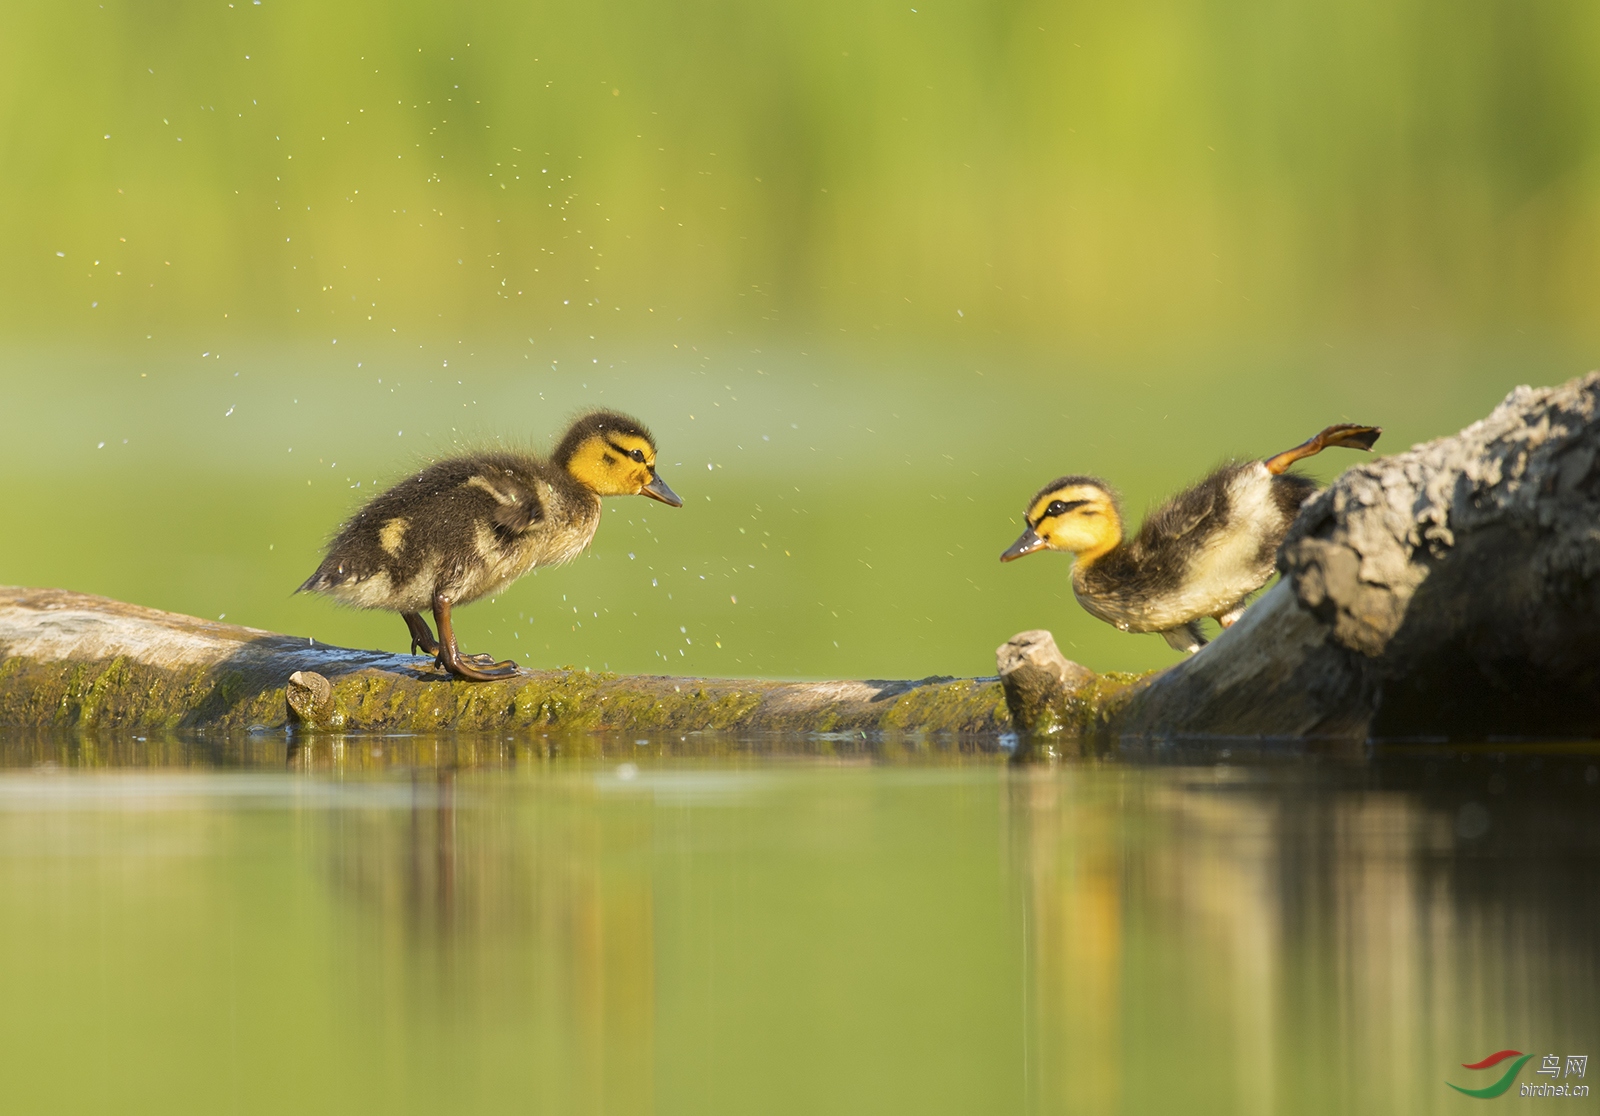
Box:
xmin=996 ymin=630 xmax=1095 ymax=734
xmin=286 ymin=670 xmax=336 ymax=727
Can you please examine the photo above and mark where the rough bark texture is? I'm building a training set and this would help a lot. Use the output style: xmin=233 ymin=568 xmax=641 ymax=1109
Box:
xmin=1102 ymin=372 xmax=1600 ymax=741
xmin=0 ymin=587 xmax=1009 ymax=734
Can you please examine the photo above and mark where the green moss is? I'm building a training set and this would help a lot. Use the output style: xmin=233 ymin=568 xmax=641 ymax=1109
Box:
xmin=880 ymin=678 xmax=1010 ymax=733
xmin=1060 ymin=669 xmax=1160 ymax=738
xmin=0 ymin=657 xmax=233 ymax=732
xmin=0 ymin=651 xmax=1053 ymax=739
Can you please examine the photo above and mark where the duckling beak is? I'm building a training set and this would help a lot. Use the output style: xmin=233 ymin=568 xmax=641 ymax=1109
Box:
xmin=641 ymin=472 xmax=683 ymax=507
xmin=1000 ymin=526 xmax=1047 ymax=562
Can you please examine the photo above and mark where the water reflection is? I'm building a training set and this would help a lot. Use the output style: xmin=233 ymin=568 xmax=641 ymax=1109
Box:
xmin=309 ymin=759 xmax=662 ymax=1114
xmin=1009 ymin=752 xmax=1600 ymax=1114
xmin=0 ymin=732 xmax=1595 ymax=1114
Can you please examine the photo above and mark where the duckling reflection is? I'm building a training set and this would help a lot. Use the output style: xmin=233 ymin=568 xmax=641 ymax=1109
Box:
xmin=1006 ymin=763 xmax=1426 ymax=1115
xmin=305 ymin=759 xmax=659 ymax=1112
xmin=299 ymin=410 xmax=682 ymax=680
xmin=1001 ymin=423 xmax=1380 ymax=652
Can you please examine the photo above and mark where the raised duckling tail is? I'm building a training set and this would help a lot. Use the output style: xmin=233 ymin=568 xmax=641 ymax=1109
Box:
xmin=298 ymin=551 xmax=355 ymax=595
xmin=1263 ymin=423 xmax=1382 ymax=475
xmin=297 ymin=566 xmax=331 ymax=595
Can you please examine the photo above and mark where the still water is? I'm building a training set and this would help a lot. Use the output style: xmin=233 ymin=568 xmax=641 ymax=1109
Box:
xmin=1 ymin=732 xmax=1594 ymax=1115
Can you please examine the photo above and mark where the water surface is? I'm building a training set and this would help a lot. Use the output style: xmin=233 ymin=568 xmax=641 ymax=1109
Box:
xmin=1 ymin=732 xmax=1595 ymax=1114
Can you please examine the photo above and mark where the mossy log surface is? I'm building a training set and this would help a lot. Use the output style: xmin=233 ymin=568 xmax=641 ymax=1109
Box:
xmin=0 ymin=587 xmax=1015 ymax=735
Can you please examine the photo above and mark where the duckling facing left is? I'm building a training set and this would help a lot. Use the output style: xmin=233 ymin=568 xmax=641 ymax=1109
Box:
xmin=1000 ymin=423 xmax=1380 ymax=653
xmin=299 ymin=410 xmax=682 ymax=681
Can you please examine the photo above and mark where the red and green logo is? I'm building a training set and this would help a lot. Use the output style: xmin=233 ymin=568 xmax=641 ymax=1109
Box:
xmin=1447 ymin=1050 xmax=1535 ymax=1098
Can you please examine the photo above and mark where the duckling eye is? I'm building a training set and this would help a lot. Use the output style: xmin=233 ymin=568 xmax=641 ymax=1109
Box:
xmin=627 ymin=449 xmax=647 ymax=464
xmin=1044 ymin=498 xmax=1089 ymax=518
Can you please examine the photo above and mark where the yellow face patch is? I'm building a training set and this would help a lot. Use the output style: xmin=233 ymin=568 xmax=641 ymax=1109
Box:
xmin=1028 ymin=483 xmax=1122 ymax=562
xmin=564 ymin=431 xmax=656 ymax=496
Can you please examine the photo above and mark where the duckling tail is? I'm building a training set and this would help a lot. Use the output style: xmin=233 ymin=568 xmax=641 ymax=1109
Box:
xmin=1264 ymin=423 xmax=1382 ymax=475
xmin=297 ymin=562 xmax=337 ymax=594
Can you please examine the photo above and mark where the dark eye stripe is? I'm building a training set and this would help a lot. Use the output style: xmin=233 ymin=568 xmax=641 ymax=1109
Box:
xmin=1033 ymin=498 xmax=1089 ymax=525
xmin=605 ymin=440 xmax=649 ymax=463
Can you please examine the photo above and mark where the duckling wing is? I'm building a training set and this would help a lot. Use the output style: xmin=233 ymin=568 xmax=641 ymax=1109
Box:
xmin=486 ymin=481 xmax=546 ymax=541
xmin=300 ymin=456 xmax=549 ymax=607
xmin=1137 ymin=472 xmax=1223 ymax=548
xmin=1115 ymin=465 xmax=1244 ymax=608
xmin=408 ymin=462 xmax=549 ymax=573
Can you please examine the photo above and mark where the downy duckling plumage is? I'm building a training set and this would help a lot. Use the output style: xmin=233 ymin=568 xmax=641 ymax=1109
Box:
xmin=299 ymin=410 xmax=682 ymax=681
xmin=1000 ymin=423 xmax=1381 ymax=653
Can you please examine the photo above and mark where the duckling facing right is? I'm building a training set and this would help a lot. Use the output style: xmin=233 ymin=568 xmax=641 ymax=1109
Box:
xmin=1000 ymin=423 xmax=1381 ymax=653
xmin=299 ymin=410 xmax=681 ymax=681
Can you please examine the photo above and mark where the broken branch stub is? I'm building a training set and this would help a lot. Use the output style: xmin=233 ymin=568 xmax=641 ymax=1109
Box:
xmin=996 ymin=630 xmax=1096 ymax=734
xmin=286 ymin=670 xmax=334 ymax=726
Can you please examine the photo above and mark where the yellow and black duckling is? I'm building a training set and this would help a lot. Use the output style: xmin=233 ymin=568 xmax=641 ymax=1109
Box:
xmin=999 ymin=423 xmax=1381 ymax=653
xmin=299 ymin=410 xmax=682 ymax=681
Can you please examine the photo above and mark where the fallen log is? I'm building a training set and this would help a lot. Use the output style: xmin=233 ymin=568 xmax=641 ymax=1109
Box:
xmin=1 ymin=374 xmax=1593 ymax=745
xmin=0 ymin=587 xmax=1012 ymax=735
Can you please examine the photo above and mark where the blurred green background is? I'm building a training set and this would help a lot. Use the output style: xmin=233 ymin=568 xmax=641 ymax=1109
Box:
xmin=3 ymin=0 xmax=1599 ymax=676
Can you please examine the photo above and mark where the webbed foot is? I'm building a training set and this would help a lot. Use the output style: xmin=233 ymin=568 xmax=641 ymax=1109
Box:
xmin=1160 ymin=621 xmax=1208 ymax=654
xmin=429 ymin=592 xmax=519 ymax=682
xmin=435 ymin=652 xmax=520 ymax=682
xmin=1264 ymin=423 xmax=1382 ymax=475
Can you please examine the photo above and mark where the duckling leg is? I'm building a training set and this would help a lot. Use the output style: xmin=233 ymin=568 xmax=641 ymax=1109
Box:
xmin=1215 ymin=600 xmax=1249 ymax=629
xmin=408 ymin=607 xmax=500 ymax=668
xmin=431 ymin=592 xmax=519 ymax=682
xmin=1160 ymin=621 xmax=1208 ymax=654
xmin=1263 ymin=423 xmax=1382 ymax=475
xmin=403 ymin=612 xmax=440 ymax=657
